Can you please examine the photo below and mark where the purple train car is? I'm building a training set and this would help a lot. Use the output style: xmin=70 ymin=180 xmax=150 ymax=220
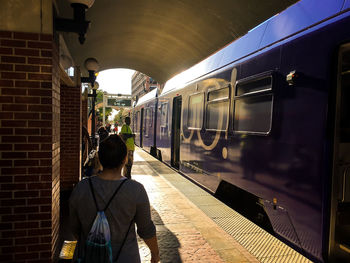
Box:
xmin=132 ymin=0 xmax=350 ymax=261
xmin=132 ymin=89 xmax=158 ymax=154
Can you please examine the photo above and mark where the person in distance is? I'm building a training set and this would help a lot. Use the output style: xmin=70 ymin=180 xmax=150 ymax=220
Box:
xmin=119 ymin=116 xmax=135 ymax=179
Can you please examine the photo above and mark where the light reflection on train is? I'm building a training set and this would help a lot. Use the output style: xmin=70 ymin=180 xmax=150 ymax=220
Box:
xmin=131 ymin=1 xmax=350 ymax=262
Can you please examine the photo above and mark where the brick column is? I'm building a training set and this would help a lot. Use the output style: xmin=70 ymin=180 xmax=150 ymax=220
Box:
xmin=60 ymin=84 xmax=81 ymax=189
xmin=0 ymin=31 xmax=60 ymax=262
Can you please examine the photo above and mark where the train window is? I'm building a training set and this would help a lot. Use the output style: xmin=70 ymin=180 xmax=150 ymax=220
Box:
xmin=145 ymin=108 xmax=150 ymax=137
xmin=208 ymin=87 xmax=229 ymax=101
xmin=236 ymin=76 xmax=272 ymax=96
xmin=206 ymin=87 xmax=230 ymax=131
xmin=188 ymin=93 xmax=204 ymax=129
xmin=160 ymin=103 xmax=168 ymax=127
xmin=234 ymin=75 xmax=273 ymax=134
xmin=206 ymin=101 xmax=230 ymax=130
xmin=149 ymin=107 xmax=153 ymax=127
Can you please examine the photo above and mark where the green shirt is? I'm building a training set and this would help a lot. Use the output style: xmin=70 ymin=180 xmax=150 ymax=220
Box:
xmin=120 ymin=124 xmax=135 ymax=151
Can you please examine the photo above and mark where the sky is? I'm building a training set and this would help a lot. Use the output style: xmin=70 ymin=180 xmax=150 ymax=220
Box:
xmin=96 ymin=68 xmax=135 ymax=121
xmin=96 ymin=68 xmax=135 ymax=95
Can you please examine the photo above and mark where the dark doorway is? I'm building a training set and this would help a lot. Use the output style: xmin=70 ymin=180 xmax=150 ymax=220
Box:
xmin=171 ymin=96 xmax=182 ymax=169
xmin=329 ymin=43 xmax=350 ymax=262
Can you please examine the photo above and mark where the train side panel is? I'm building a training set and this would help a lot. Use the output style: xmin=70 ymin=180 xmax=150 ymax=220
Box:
xmin=155 ymin=11 xmax=350 ymax=262
xmin=147 ymin=2 xmax=350 ymax=261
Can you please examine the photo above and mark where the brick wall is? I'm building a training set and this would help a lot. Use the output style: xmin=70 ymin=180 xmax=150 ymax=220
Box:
xmin=60 ymin=84 xmax=81 ymax=190
xmin=0 ymin=31 xmax=60 ymax=262
xmin=51 ymin=40 xmax=61 ymax=262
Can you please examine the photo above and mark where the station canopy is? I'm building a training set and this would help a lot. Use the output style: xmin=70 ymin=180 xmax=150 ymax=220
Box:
xmin=57 ymin=0 xmax=298 ymax=84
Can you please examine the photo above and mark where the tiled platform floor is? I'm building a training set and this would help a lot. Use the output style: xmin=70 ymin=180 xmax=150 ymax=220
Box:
xmin=59 ymin=146 xmax=311 ymax=263
xmin=133 ymin=153 xmax=257 ymax=262
xmin=133 ymin=147 xmax=311 ymax=263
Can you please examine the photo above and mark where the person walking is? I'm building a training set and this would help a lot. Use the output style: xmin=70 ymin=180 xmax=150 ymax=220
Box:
xmin=69 ymin=135 xmax=159 ymax=263
xmin=119 ymin=117 xmax=135 ymax=179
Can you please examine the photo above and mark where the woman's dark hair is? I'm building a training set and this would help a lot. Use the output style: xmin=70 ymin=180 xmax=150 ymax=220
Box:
xmin=98 ymin=135 xmax=127 ymax=169
xmin=125 ymin=116 xmax=131 ymax=125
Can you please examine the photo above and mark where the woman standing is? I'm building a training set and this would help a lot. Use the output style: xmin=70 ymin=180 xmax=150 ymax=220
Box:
xmin=69 ymin=135 xmax=159 ymax=262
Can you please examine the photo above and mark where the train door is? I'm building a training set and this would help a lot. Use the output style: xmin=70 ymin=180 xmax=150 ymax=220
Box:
xmin=171 ymin=96 xmax=182 ymax=169
xmin=140 ymin=108 xmax=144 ymax=148
xmin=329 ymin=43 xmax=350 ymax=262
xmin=135 ymin=111 xmax=139 ymax=145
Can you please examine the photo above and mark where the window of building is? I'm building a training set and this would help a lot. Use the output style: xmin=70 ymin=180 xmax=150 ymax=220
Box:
xmin=233 ymin=75 xmax=273 ymax=134
xmin=206 ymin=87 xmax=229 ymax=131
xmin=188 ymin=93 xmax=204 ymax=129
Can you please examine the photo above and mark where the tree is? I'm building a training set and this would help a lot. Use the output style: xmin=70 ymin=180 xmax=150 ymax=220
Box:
xmin=95 ymin=90 xmax=112 ymax=122
xmin=96 ymin=89 xmax=104 ymax=104
xmin=113 ymin=108 xmax=124 ymax=124
xmin=96 ymin=107 xmax=113 ymax=122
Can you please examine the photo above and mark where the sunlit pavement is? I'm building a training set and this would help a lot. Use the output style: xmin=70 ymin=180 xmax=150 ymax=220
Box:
xmin=60 ymin=147 xmax=310 ymax=262
xmin=133 ymin=147 xmax=258 ymax=263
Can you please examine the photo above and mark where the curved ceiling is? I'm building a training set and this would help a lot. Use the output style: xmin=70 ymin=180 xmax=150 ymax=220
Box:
xmin=57 ymin=0 xmax=298 ymax=83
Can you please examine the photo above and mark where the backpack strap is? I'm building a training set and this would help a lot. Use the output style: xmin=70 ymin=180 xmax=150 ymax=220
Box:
xmin=115 ymin=218 xmax=134 ymax=260
xmin=103 ymin=178 xmax=128 ymax=211
xmin=88 ymin=177 xmax=128 ymax=212
xmin=88 ymin=177 xmax=99 ymax=211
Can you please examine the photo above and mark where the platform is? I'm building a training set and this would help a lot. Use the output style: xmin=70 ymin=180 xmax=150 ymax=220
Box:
xmin=59 ymin=146 xmax=312 ymax=262
xmin=132 ymin=147 xmax=311 ymax=263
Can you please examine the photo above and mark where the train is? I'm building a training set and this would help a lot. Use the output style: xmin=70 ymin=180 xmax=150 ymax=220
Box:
xmin=131 ymin=0 xmax=350 ymax=262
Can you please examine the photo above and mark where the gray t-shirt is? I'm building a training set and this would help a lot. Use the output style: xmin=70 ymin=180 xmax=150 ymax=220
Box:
xmin=69 ymin=176 xmax=156 ymax=263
